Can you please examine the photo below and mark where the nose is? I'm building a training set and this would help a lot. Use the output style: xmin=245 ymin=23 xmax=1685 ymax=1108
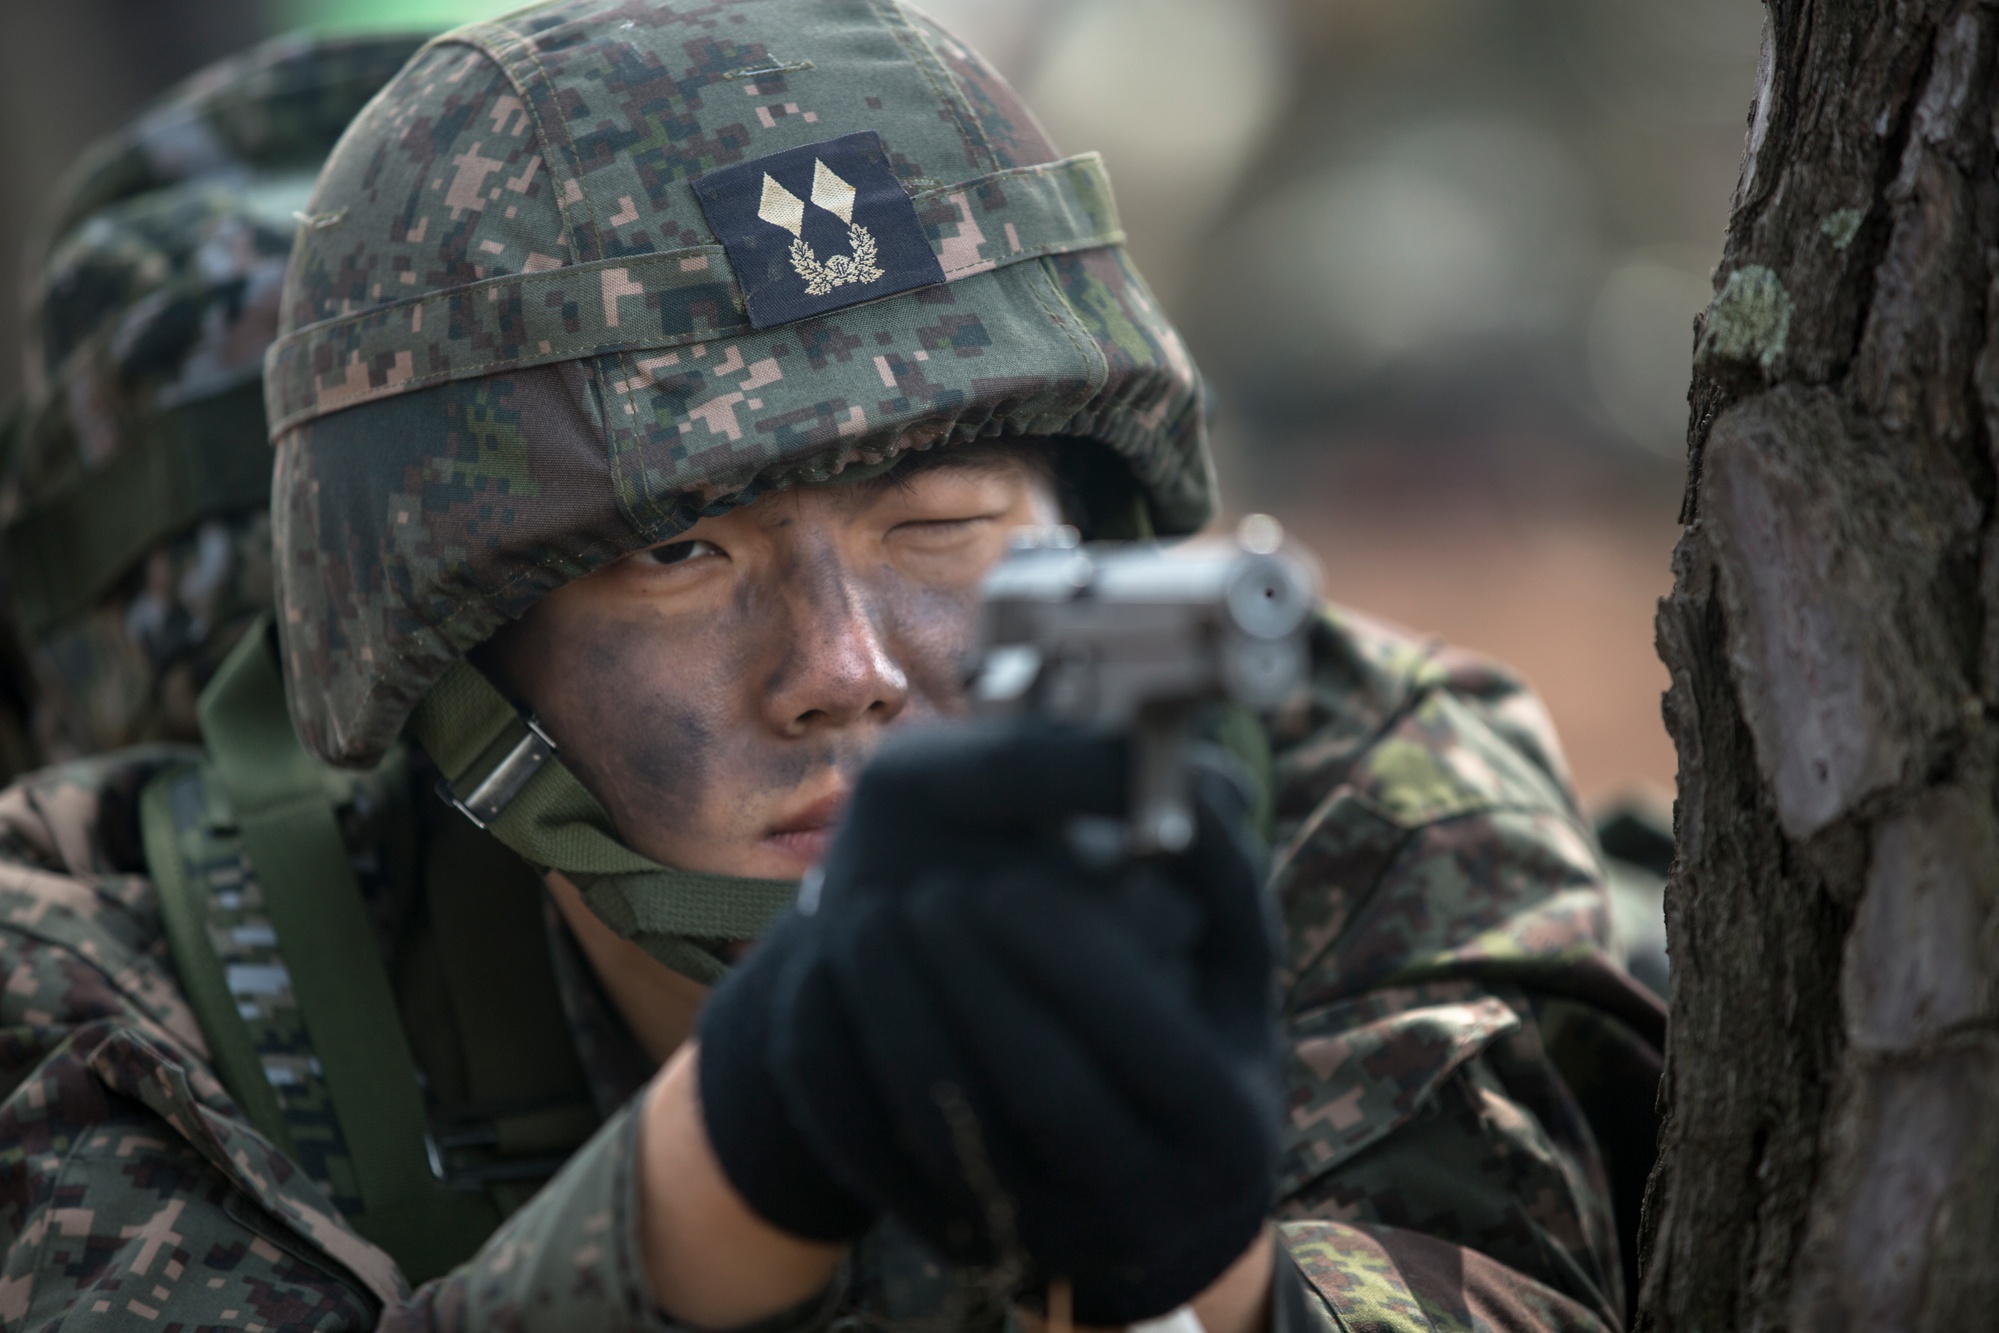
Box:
xmin=762 ymin=558 xmax=910 ymax=737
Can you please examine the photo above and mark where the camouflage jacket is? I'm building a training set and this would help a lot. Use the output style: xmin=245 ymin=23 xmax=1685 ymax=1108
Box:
xmin=0 ymin=605 xmax=1663 ymax=1332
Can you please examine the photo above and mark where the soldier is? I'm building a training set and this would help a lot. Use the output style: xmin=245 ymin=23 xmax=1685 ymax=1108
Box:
xmin=0 ymin=31 xmax=428 ymax=768
xmin=0 ymin=4 xmax=1665 ymax=1332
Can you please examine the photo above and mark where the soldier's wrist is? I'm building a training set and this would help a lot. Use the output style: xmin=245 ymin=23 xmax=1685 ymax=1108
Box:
xmin=639 ymin=1045 xmax=851 ymax=1328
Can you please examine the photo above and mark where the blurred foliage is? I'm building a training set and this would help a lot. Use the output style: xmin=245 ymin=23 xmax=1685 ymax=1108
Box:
xmin=930 ymin=0 xmax=1762 ymax=458
xmin=272 ymin=0 xmax=515 ymax=30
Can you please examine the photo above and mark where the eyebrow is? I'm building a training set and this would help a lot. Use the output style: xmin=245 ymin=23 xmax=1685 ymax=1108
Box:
xmin=871 ymin=443 xmax=1052 ymax=494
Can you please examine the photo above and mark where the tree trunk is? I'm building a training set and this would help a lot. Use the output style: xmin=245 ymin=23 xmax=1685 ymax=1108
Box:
xmin=1641 ymin=2 xmax=1999 ymax=1329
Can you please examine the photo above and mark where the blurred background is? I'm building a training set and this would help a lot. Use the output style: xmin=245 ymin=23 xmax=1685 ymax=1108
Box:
xmin=0 ymin=0 xmax=1762 ymax=813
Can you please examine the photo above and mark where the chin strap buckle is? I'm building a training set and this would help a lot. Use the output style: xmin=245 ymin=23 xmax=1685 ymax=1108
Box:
xmin=441 ymin=715 xmax=557 ymax=829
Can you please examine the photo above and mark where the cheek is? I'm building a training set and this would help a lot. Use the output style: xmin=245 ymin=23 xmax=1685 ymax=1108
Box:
xmin=538 ymin=610 xmax=751 ymax=843
xmin=873 ymin=567 xmax=983 ymax=707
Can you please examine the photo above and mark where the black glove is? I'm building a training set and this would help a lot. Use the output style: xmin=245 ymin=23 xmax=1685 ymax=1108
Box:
xmin=697 ymin=722 xmax=1282 ymax=1325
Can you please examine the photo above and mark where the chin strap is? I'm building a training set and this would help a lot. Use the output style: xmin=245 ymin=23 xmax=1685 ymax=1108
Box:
xmin=407 ymin=659 xmax=799 ymax=984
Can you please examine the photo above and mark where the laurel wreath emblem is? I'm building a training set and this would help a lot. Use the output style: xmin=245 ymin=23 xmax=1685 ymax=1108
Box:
xmin=789 ymin=223 xmax=885 ymax=297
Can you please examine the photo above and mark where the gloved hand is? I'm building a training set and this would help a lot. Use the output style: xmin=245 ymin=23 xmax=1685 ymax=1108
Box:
xmin=696 ymin=722 xmax=1283 ymax=1326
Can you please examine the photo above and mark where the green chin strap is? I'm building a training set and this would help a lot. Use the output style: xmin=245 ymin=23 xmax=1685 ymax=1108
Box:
xmin=407 ymin=660 xmax=798 ymax=984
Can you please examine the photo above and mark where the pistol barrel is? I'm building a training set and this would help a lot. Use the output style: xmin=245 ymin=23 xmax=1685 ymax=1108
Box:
xmin=967 ymin=522 xmax=1319 ymax=855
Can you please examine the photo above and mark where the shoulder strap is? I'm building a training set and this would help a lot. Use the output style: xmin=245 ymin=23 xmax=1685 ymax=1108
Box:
xmin=143 ymin=758 xmax=386 ymax=1212
xmin=418 ymin=805 xmax=601 ymax=1189
xmin=194 ymin=617 xmax=499 ymax=1280
xmin=143 ymin=761 xmax=298 ymax=1154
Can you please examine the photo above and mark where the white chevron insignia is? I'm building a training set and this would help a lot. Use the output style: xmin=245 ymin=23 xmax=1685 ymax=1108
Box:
xmin=810 ymin=159 xmax=857 ymax=223
xmin=757 ymin=173 xmax=807 ymax=237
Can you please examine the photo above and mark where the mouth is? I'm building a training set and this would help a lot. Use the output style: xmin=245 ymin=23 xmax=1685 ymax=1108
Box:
xmin=760 ymin=790 xmax=848 ymax=867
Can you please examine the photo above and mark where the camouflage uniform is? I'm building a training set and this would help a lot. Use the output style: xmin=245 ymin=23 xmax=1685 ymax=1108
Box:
xmin=0 ymin=3 xmax=1664 ymax=1330
xmin=0 ymin=606 xmax=1660 ymax=1330
xmin=3 ymin=31 xmax=426 ymax=764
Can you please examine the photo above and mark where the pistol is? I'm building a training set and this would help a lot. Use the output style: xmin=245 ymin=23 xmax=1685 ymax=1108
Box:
xmin=966 ymin=515 xmax=1319 ymax=855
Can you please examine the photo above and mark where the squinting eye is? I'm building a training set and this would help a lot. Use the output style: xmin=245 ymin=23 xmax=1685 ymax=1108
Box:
xmin=894 ymin=516 xmax=994 ymax=539
xmin=635 ymin=538 xmax=722 ymax=567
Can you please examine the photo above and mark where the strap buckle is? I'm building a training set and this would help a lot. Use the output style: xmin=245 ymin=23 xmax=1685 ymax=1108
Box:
xmin=423 ymin=1099 xmax=599 ymax=1190
xmin=422 ymin=1123 xmax=571 ymax=1190
xmin=443 ymin=716 xmax=557 ymax=829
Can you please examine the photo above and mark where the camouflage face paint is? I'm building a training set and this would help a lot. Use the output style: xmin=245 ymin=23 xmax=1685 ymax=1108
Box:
xmin=485 ymin=450 xmax=1059 ymax=880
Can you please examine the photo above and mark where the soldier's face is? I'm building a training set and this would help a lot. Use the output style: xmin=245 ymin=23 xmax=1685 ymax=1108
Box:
xmin=486 ymin=454 xmax=1061 ymax=880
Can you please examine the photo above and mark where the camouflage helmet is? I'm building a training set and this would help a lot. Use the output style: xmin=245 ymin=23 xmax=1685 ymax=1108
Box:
xmin=6 ymin=32 xmax=427 ymax=759
xmin=266 ymin=0 xmax=1212 ymax=771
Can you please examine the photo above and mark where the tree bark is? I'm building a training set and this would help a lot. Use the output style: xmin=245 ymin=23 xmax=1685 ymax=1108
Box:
xmin=1642 ymin=2 xmax=1999 ymax=1329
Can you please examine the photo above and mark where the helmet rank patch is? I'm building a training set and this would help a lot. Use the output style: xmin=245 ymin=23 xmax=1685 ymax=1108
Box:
xmin=694 ymin=131 xmax=946 ymax=329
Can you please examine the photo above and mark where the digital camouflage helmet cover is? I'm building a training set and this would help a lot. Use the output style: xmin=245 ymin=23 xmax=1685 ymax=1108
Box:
xmin=267 ymin=0 xmax=1214 ymax=971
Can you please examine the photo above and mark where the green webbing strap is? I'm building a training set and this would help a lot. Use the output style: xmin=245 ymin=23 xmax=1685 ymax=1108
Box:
xmin=199 ymin=619 xmax=497 ymax=1280
xmin=4 ymin=380 xmax=274 ymax=636
xmin=408 ymin=659 xmax=798 ymax=984
xmin=141 ymin=763 xmax=299 ymax=1157
xmin=420 ymin=809 xmax=598 ymax=1156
